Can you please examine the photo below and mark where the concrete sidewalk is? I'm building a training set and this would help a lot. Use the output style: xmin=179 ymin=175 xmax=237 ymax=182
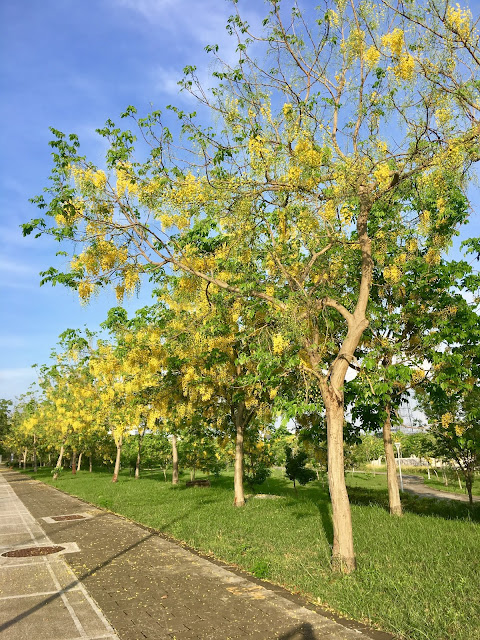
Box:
xmin=0 ymin=468 xmax=118 ymax=640
xmin=1 ymin=467 xmax=392 ymax=640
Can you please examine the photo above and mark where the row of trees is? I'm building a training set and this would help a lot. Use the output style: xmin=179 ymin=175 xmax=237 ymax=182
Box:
xmin=18 ymin=0 xmax=480 ymax=572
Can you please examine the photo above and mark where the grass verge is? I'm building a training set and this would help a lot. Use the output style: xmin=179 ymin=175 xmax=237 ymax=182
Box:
xmin=25 ymin=467 xmax=480 ymax=640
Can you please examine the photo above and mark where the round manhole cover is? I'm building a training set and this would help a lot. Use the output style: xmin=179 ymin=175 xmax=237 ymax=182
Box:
xmin=51 ymin=515 xmax=85 ymax=521
xmin=2 ymin=546 xmax=65 ymax=558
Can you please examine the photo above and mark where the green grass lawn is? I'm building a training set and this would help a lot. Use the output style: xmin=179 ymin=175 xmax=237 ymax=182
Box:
xmin=367 ymin=466 xmax=480 ymax=497
xmin=26 ymin=467 xmax=480 ymax=640
xmin=422 ymin=475 xmax=480 ymax=497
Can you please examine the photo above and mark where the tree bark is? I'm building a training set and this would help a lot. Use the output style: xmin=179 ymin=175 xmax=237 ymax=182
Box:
xmin=89 ymin=455 xmax=93 ymax=472
xmin=233 ymin=403 xmax=245 ymax=507
xmin=71 ymin=450 xmax=77 ymax=474
xmin=33 ymin=435 xmax=38 ymax=473
xmin=77 ymin=452 xmax=83 ymax=472
xmin=324 ymin=395 xmax=356 ymax=573
xmin=466 ymin=472 xmax=473 ymax=505
xmin=23 ymin=448 xmax=28 ymax=469
xmin=383 ymin=406 xmax=402 ymax=516
xmin=53 ymin=444 xmax=64 ymax=480
xmin=172 ymin=434 xmax=179 ymax=485
xmin=135 ymin=430 xmax=145 ymax=479
xmin=112 ymin=437 xmax=122 ymax=483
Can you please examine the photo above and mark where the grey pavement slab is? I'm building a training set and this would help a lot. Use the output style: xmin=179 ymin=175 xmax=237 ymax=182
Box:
xmin=0 ymin=468 xmax=119 ymax=640
xmin=3 ymin=468 xmax=393 ymax=640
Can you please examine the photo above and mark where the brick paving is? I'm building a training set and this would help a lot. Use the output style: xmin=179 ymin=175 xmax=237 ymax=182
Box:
xmin=2 ymin=467 xmax=393 ymax=640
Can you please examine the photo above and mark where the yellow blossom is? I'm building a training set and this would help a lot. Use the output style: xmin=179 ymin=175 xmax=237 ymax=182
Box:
xmin=446 ymin=3 xmax=471 ymax=39
xmin=272 ymin=333 xmax=289 ymax=355
xmin=381 ymin=29 xmax=404 ymax=57
xmin=364 ymin=45 xmax=380 ymax=67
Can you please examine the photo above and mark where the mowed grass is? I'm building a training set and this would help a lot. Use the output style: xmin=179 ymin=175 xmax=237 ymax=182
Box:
xmin=28 ymin=467 xmax=480 ymax=640
xmin=368 ymin=465 xmax=480 ymax=497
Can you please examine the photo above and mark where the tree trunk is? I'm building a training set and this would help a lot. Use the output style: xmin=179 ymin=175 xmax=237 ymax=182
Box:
xmin=190 ymin=469 xmax=195 ymax=481
xmin=71 ymin=450 xmax=77 ymax=474
xmin=456 ymin=471 xmax=462 ymax=490
xmin=383 ymin=406 xmax=402 ymax=516
xmin=33 ymin=435 xmax=38 ymax=473
xmin=465 ymin=472 xmax=473 ymax=505
xmin=112 ymin=438 xmax=122 ymax=483
xmin=89 ymin=455 xmax=93 ymax=472
xmin=233 ymin=405 xmax=245 ymax=507
xmin=77 ymin=452 xmax=83 ymax=472
xmin=23 ymin=448 xmax=28 ymax=469
xmin=163 ymin=467 xmax=167 ymax=481
xmin=172 ymin=434 xmax=179 ymax=485
xmin=135 ymin=431 xmax=144 ymax=479
xmin=53 ymin=445 xmax=64 ymax=480
xmin=324 ymin=398 xmax=356 ymax=573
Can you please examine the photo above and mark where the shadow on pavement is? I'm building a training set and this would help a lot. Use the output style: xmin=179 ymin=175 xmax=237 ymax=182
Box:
xmin=278 ymin=622 xmax=316 ymax=639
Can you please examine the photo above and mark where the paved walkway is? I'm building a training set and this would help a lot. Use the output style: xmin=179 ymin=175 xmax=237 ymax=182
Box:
xmin=0 ymin=467 xmax=392 ymax=640
xmin=402 ymin=474 xmax=479 ymax=503
xmin=0 ymin=469 xmax=118 ymax=640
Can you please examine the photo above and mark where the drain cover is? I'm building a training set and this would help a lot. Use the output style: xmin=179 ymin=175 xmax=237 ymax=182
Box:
xmin=2 ymin=546 xmax=65 ymax=557
xmin=51 ymin=514 xmax=85 ymax=521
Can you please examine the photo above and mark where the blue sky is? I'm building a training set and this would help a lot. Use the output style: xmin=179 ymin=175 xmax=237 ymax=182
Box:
xmin=1 ymin=0 xmax=479 ymax=401
xmin=0 ymin=0 xmax=264 ymax=400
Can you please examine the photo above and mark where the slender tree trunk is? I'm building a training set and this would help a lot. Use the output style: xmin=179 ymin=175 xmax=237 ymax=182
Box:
xmin=33 ymin=435 xmax=38 ymax=473
xmin=53 ymin=445 xmax=64 ymax=480
xmin=190 ymin=468 xmax=195 ymax=481
xmin=23 ymin=448 xmax=28 ymax=469
xmin=71 ymin=450 xmax=77 ymax=474
xmin=233 ymin=404 xmax=245 ymax=507
xmin=48 ymin=453 xmax=51 ymax=466
xmin=112 ymin=437 xmax=122 ymax=483
xmin=163 ymin=467 xmax=167 ymax=481
xmin=172 ymin=434 xmax=179 ymax=485
xmin=465 ymin=472 xmax=473 ymax=505
xmin=77 ymin=452 xmax=83 ymax=472
xmin=324 ymin=397 xmax=356 ymax=573
xmin=456 ymin=471 xmax=462 ymax=490
xmin=383 ymin=406 xmax=402 ymax=516
xmin=135 ymin=431 xmax=144 ymax=479
xmin=89 ymin=455 xmax=93 ymax=472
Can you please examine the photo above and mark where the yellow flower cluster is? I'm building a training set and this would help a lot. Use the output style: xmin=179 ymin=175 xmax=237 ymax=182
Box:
xmin=373 ymin=164 xmax=391 ymax=189
xmin=446 ymin=3 xmax=471 ymax=39
xmin=321 ymin=200 xmax=337 ymax=222
xmin=411 ymin=369 xmax=425 ymax=384
xmin=72 ymin=166 xmax=107 ymax=191
xmin=363 ymin=45 xmax=380 ymax=67
xmin=455 ymin=424 xmax=465 ymax=437
xmin=78 ymin=281 xmax=94 ymax=303
xmin=405 ymin=238 xmax=418 ymax=253
xmin=116 ymin=164 xmax=138 ymax=198
xmin=425 ymin=248 xmax=441 ymax=266
xmin=381 ymin=29 xmax=404 ymax=57
xmin=393 ymin=54 xmax=415 ymax=80
xmin=441 ymin=412 xmax=453 ymax=429
xmin=383 ymin=264 xmax=402 ymax=284
xmin=272 ymin=333 xmax=289 ymax=355
xmin=169 ymin=172 xmax=206 ymax=207
xmin=294 ymin=138 xmax=324 ymax=168
xmin=248 ymin=135 xmax=271 ymax=169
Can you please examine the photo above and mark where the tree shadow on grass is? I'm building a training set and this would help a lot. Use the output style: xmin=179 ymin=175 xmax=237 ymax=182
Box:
xmin=347 ymin=485 xmax=480 ymax=523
